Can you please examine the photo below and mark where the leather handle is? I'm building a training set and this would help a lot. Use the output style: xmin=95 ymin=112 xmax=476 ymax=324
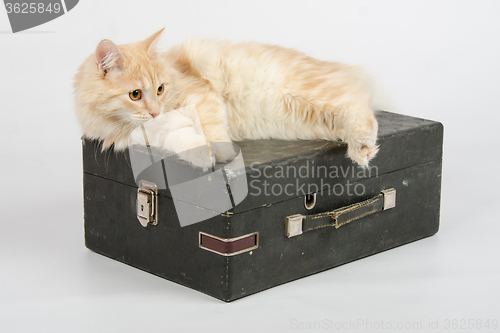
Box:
xmin=285 ymin=188 xmax=396 ymax=238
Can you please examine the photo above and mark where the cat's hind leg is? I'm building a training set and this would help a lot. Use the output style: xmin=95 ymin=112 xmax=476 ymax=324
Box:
xmin=335 ymin=105 xmax=379 ymax=166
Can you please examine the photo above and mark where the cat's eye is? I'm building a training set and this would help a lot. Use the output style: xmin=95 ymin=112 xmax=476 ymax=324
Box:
xmin=157 ymin=84 xmax=164 ymax=95
xmin=129 ymin=89 xmax=142 ymax=101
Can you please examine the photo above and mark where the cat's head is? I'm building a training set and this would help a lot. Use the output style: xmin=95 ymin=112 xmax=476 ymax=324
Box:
xmin=74 ymin=29 xmax=175 ymax=150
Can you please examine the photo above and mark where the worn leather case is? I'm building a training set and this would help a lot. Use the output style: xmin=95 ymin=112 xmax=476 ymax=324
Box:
xmin=82 ymin=111 xmax=443 ymax=301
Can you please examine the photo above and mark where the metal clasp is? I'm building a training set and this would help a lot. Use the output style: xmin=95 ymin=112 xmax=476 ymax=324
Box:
xmin=285 ymin=214 xmax=304 ymax=238
xmin=137 ymin=180 xmax=158 ymax=227
xmin=381 ymin=188 xmax=396 ymax=210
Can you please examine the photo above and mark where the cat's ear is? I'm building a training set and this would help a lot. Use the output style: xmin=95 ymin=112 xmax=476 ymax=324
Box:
xmin=95 ymin=39 xmax=125 ymax=77
xmin=142 ymin=28 xmax=165 ymax=54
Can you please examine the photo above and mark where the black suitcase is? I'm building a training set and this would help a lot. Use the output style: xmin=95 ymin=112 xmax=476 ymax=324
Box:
xmin=82 ymin=111 xmax=443 ymax=302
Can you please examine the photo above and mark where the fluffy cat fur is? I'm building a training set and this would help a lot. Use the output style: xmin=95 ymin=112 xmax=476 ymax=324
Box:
xmin=74 ymin=29 xmax=379 ymax=168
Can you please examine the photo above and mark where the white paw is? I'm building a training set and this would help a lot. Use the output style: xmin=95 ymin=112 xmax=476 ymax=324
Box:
xmin=176 ymin=146 xmax=212 ymax=171
xmin=210 ymin=142 xmax=237 ymax=163
xmin=168 ymin=134 xmax=212 ymax=171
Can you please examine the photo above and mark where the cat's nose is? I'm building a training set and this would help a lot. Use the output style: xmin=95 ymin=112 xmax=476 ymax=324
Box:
xmin=149 ymin=112 xmax=159 ymax=119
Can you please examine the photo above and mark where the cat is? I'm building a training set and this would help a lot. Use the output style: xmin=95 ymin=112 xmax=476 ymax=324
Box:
xmin=74 ymin=29 xmax=379 ymax=169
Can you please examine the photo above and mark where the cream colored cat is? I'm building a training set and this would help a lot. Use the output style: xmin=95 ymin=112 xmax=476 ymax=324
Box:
xmin=74 ymin=29 xmax=379 ymax=168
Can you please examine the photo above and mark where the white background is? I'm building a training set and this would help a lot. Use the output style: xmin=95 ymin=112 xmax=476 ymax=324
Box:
xmin=1 ymin=1 xmax=499 ymax=332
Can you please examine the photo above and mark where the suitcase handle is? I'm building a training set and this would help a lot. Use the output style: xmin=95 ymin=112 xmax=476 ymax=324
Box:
xmin=285 ymin=188 xmax=396 ymax=238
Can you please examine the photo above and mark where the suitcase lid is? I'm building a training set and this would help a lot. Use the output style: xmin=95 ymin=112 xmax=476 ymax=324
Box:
xmin=82 ymin=111 xmax=443 ymax=215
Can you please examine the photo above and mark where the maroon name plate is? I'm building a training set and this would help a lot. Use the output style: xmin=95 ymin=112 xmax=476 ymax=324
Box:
xmin=199 ymin=232 xmax=258 ymax=256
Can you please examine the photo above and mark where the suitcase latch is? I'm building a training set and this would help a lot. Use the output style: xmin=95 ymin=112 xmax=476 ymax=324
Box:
xmin=137 ymin=180 xmax=158 ymax=227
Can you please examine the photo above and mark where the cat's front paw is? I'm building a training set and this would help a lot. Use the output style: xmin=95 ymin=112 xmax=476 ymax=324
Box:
xmin=210 ymin=142 xmax=237 ymax=163
xmin=170 ymin=135 xmax=213 ymax=171
xmin=176 ymin=146 xmax=213 ymax=171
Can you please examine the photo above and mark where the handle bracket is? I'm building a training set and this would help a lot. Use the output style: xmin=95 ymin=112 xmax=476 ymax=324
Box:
xmin=285 ymin=188 xmax=396 ymax=238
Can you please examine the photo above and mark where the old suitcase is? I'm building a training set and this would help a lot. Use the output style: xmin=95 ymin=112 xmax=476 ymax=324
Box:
xmin=82 ymin=111 xmax=443 ymax=302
